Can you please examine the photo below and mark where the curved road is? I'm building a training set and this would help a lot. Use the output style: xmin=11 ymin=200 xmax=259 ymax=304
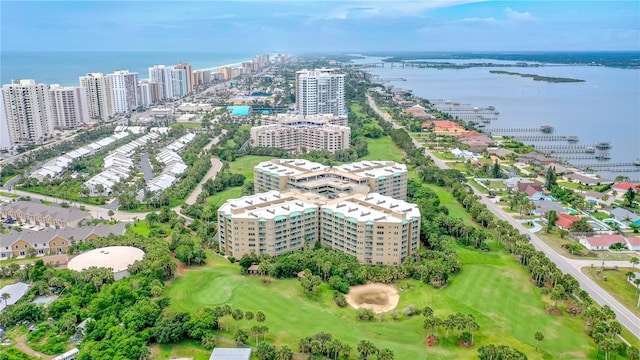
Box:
xmin=367 ymin=94 xmax=640 ymax=339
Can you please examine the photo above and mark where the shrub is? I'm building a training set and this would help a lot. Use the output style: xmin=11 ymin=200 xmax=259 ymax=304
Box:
xmin=333 ymin=292 xmax=348 ymax=307
xmin=357 ymin=308 xmax=375 ymax=321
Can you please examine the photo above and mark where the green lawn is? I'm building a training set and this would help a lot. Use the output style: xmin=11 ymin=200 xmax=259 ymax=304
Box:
xmin=558 ymin=182 xmax=592 ymax=191
xmin=591 ymin=212 xmax=610 ymax=221
xmin=165 ymin=250 xmax=598 ymax=359
xmin=171 ymin=122 xmax=203 ymax=128
xmin=228 ymin=155 xmax=272 ymax=183
xmin=206 ymin=187 xmax=243 ymax=208
xmin=361 ymin=137 xmax=406 ymax=163
xmin=582 ymin=266 xmax=640 ymax=318
xmin=425 ymin=184 xmax=475 ymax=224
xmin=0 ymin=191 xmax=20 ymax=198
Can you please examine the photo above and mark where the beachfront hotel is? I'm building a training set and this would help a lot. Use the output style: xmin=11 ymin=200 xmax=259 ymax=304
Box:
xmin=250 ymin=114 xmax=351 ymax=154
xmin=295 ymin=69 xmax=345 ymax=116
xmin=0 ymin=80 xmax=55 ymax=145
xmin=254 ymin=159 xmax=409 ymax=200
xmin=217 ymin=190 xmax=420 ymax=265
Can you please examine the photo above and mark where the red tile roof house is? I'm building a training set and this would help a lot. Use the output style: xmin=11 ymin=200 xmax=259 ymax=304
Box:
xmin=625 ymin=236 xmax=640 ymax=251
xmin=612 ymin=182 xmax=640 ymax=192
xmin=556 ymin=213 xmax=582 ymax=230
xmin=579 ymin=234 xmax=628 ymax=251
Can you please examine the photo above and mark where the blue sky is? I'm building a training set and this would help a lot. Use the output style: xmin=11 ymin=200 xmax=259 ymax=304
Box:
xmin=1 ymin=1 xmax=638 ymax=52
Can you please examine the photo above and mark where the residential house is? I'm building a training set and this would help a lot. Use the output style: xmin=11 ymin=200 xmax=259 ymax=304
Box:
xmin=584 ymin=191 xmax=614 ymax=207
xmin=579 ymin=234 xmax=627 ymax=251
xmin=209 ymin=348 xmax=252 ymax=360
xmin=612 ymin=182 xmax=640 ymax=193
xmin=503 ymin=177 xmax=533 ymax=189
xmin=517 ymin=182 xmax=545 ymax=200
xmin=532 ymin=200 xmax=568 ymax=216
xmin=564 ymin=173 xmax=611 ymax=186
xmin=516 ymin=153 xmax=556 ymax=166
xmin=0 ymin=201 xmax=91 ymax=229
xmin=0 ymin=223 xmax=126 ymax=259
xmin=625 ymin=237 xmax=640 ymax=251
xmin=458 ymin=131 xmax=495 ymax=152
xmin=488 ymin=148 xmax=516 ymax=159
xmin=556 ymin=213 xmax=581 ymax=230
xmin=0 ymin=282 xmax=29 ymax=312
xmin=610 ymin=208 xmax=640 ymax=226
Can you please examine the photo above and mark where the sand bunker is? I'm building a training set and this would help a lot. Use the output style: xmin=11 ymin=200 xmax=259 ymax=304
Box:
xmin=345 ymin=283 xmax=399 ymax=314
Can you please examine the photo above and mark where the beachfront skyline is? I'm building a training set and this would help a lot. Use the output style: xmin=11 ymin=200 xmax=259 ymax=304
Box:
xmin=1 ymin=1 xmax=638 ymax=53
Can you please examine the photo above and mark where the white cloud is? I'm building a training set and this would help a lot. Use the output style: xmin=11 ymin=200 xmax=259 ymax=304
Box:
xmin=459 ymin=17 xmax=497 ymax=24
xmin=323 ymin=0 xmax=487 ymax=20
xmin=504 ymin=7 xmax=536 ymax=22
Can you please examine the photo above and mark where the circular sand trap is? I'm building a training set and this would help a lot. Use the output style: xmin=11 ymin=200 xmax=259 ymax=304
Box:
xmin=345 ymin=283 xmax=399 ymax=313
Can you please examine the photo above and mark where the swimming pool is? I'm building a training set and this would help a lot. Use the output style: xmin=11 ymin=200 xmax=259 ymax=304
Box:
xmin=586 ymin=220 xmax=608 ymax=231
xmin=567 ymin=208 xmax=578 ymax=215
xmin=604 ymin=218 xmax=628 ymax=229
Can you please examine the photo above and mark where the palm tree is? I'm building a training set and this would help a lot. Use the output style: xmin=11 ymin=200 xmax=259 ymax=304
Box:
xmin=232 ymin=309 xmax=244 ymax=331
xmin=1 ymin=292 xmax=10 ymax=307
xmin=626 ymin=271 xmax=636 ymax=282
xmin=357 ymin=340 xmax=377 ymax=360
xmin=245 ymin=310 xmax=254 ymax=328
xmin=534 ymin=331 xmax=544 ymax=351
xmin=631 ymin=257 xmax=639 ymax=269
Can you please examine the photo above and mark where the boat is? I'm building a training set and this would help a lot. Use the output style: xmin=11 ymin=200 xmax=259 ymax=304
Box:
xmin=595 ymin=153 xmax=611 ymax=160
xmin=595 ymin=141 xmax=611 ymax=150
xmin=567 ymin=136 xmax=579 ymax=143
xmin=584 ymin=146 xmax=596 ymax=154
xmin=634 ymin=159 xmax=640 ymax=166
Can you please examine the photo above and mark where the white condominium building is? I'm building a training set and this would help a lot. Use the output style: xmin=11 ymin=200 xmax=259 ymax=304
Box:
xmin=218 ymin=190 xmax=420 ymax=265
xmin=254 ymin=159 xmax=408 ymax=200
xmin=296 ymin=69 xmax=345 ymax=116
xmin=79 ymin=73 xmax=115 ymax=122
xmin=1 ymin=80 xmax=54 ymax=144
xmin=107 ymin=70 xmax=139 ymax=113
xmin=148 ymin=65 xmax=173 ymax=100
xmin=49 ymin=84 xmax=91 ymax=129
xmin=137 ymin=80 xmax=153 ymax=107
xmin=0 ymin=97 xmax=11 ymax=148
xmin=170 ymin=67 xmax=188 ymax=99
xmin=250 ymin=123 xmax=350 ymax=154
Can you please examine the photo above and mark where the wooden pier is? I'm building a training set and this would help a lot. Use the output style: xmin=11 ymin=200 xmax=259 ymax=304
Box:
xmin=506 ymin=135 xmax=579 ymax=142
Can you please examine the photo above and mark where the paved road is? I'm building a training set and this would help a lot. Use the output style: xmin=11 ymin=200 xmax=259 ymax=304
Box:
xmin=185 ymin=158 xmax=223 ymax=206
xmin=139 ymin=154 xmax=154 ymax=182
xmin=367 ymin=94 xmax=640 ymax=339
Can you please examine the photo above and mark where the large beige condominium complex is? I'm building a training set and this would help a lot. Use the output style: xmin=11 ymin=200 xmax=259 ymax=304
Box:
xmin=254 ymin=159 xmax=408 ymax=200
xmin=250 ymin=123 xmax=350 ymax=154
xmin=218 ymin=190 xmax=420 ymax=265
xmin=320 ymin=192 xmax=420 ymax=265
xmin=218 ymin=191 xmax=319 ymax=258
xmin=1 ymin=80 xmax=55 ymax=144
xmin=260 ymin=114 xmax=348 ymax=127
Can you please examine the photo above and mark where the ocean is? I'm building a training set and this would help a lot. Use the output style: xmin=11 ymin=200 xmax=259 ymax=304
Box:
xmin=355 ymin=57 xmax=640 ymax=181
xmin=0 ymin=51 xmax=256 ymax=86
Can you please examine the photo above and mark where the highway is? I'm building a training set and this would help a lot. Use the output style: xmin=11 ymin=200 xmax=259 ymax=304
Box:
xmin=367 ymin=94 xmax=640 ymax=340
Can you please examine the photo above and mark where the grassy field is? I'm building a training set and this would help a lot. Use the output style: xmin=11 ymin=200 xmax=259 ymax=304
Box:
xmin=228 ymin=155 xmax=272 ymax=183
xmin=171 ymin=122 xmax=203 ymax=128
xmin=425 ymin=184 xmax=475 ymax=224
xmin=16 ymin=184 xmax=105 ymax=205
xmin=206 ymin=187 xmax=243 ymax=208
xmin=0 ymin=191 xmax=20 ymax=198
xmin=582 ymin=266 xmax=640 ymax=318
xmin=361 ymin=137 xmax=406 ymax=163
xmin=165 ymin=249 xmax=598 ymax=360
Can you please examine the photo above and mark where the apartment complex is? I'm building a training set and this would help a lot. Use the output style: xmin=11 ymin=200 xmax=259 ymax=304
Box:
xmin=107 ymin=70 xmax=139 ymax=113
xmin=79 ymin=73 xmax=115 ymax=122
xmin=0 ymin=201 xmax=91 ymax=229
xmin=1 ymin=80 xmax=55 ymax=144
xmin=174 ymin=62 xmax=193 ymax=94
xmin=250 ymin=123 xmax=350 ymax=154
xmin=295 ymin=69 xmax=345 ymax=116
xmin=218 ymin=190 xmax=420 ymax=265
xmin=254 ymin=159 xmax=408 ymax=200
xmin=260 ymin=114 xmax=348 ymax=127
xmin=48 ymin=85 xmax=91 ymax=129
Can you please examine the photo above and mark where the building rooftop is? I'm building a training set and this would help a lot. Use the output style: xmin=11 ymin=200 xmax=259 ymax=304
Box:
xmin=0 ymin=201 xmax=91 ymax=224
xmin=209 ymin=348 xmax=252 ymax=360
xmin=0 ymin=282 xmax=29 ymax=312
xmin=68 ymin=246 xmax=144 ymax=273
